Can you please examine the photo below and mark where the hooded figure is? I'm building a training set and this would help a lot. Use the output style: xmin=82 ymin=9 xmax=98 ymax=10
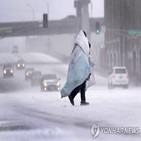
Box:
xmin=61 ymin=30 xmax=93 ymax=105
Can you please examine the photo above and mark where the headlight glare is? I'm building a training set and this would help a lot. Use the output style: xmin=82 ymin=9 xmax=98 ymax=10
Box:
xmin=44 ymin=83 xmax=48 ymax=87
xmin=56 ymin=82 xmax=60 ymax=86
xmin=11 ymin=70 xmax=13 ymax=73
xmin=4 ymin=70 xmax=6 ymax=74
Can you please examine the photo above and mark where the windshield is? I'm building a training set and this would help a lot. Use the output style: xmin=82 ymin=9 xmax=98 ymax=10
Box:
xmin=44 ymin=75 xmax=56 ymax=80
xmin=115 ymin=69 xmax=126 ymax=74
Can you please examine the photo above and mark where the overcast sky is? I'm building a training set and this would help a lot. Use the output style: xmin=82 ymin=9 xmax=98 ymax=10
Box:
xmin=0 ymin=0 xmax=104 ymax=22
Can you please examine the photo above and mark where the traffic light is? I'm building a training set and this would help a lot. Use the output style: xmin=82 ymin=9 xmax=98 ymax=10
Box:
xmin=95 ymin=22 xmax=100 ymax=34
xmin=43 ymin=13 xmax=48 ymax=28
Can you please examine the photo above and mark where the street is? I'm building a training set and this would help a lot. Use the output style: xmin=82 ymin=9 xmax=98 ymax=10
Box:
xmin=1 ymin=0 xmax=141 ymax=140
xmin=0 ymin=53 xmax=141 ymax=141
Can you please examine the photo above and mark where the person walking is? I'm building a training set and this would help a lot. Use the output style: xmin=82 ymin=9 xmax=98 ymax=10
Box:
xmin=61 ymin=30 xmax=94 ymax=106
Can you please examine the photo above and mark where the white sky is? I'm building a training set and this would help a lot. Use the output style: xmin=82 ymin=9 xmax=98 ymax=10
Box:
xmin=0 ymin=0 xmax=104 ymax=22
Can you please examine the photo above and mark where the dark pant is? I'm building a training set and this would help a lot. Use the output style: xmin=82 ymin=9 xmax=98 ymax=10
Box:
xmin=70 ymin=81 xmax=86 ymax=102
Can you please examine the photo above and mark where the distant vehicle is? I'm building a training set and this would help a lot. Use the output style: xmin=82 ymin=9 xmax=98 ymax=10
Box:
xmin=25 ymin=67 xmax=34 ymax=80
xmin=108 ymin=66 xmax=129 ymax=89
xmin=62 ymin=15 xmax=76 ymax=20
xmin=3 ymin=64 xmax=14 ymax=78
xmin=41 ymin=74 xmax=61 ymax=91
xmin=31 ymin=71 xmax=42 ymax=86
xmin=16 ymin=60 xmax=25 ymax=70
xmin=12 ymin=46 xmax=18 ymax=54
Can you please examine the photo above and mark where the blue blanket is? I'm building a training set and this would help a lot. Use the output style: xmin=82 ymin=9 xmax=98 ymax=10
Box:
xmin=61 ymin=53 xmax=91 ymax=98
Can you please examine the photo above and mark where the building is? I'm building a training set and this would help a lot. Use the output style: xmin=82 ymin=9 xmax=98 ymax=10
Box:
xmin=105 ymin=0 xmax=141 ymax=84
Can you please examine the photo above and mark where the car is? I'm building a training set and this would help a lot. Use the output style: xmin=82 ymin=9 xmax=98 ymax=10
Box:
xmin=16 ymin=60 xmax=25 ymax=70
xmin=108 ymin=66 xmax=129 ymax=89
xmin=25 ymin=67 xmax=34 ymax=80
xmin=3 ymin=64 xmax=14 ymax=78
xmin=12 ymin=45 xmax=18 ymax=54
xmin=31 ymin=71 xmax=42 ymax=86
xmin=41 ymin=74 xmax=61 ymax=91
xmin=63 ymin=15 xmax=76 ymax=20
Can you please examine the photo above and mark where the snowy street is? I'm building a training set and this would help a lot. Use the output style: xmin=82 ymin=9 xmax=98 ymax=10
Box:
xmin=0 ymin=53 xmax=141 ymax=141
xmin=1 ymin=0 xmax=141 ymax=140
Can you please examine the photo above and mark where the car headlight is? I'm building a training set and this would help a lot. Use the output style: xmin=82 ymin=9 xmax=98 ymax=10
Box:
xmin=11 ymin=70 xmax=13 ymax=73
xmin=26 ymin=73 xmax=29 ymax=76
xmin=18 ymin=64 xmax=20 ymax=67
xmin=43 ymin=83 xmax=48 ymax=87
xmin=56 ymin=82 xmax=60 ymax=86
xmin=23 ymin=64 xmax=25 ymax=67
xmin=3 ymin=70 xmax=6 ymax=74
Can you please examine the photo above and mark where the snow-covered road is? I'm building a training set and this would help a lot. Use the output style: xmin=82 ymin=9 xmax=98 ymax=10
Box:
xmin=0 ymin=53 xmax=141 ymax=141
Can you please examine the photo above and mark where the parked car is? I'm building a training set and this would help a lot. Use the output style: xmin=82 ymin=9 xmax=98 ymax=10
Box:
xmin=16 ymin=60 xmax=25 ymax=70
xmin=25 ymin=67 xmax=34 ymax=80
xmin=108 ymin=66 xmax=129 ymax=88
xmin=31 ymin=71 xmax=42 ymax=86
xmin=3 ymin=64 xmax=14 ymax=78
xmin=41 ymin=74 xmax=61 ymax=91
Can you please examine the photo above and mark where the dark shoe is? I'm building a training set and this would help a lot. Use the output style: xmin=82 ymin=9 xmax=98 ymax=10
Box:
xmin=68 ymin=95 xmax=74 ymax=106
xmin=81 ymin=101 xmax=89 ymax=106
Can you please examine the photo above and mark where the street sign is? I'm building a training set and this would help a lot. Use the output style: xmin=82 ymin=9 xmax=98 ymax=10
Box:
xmin=128 ymin=30 xmax=141 ymax=35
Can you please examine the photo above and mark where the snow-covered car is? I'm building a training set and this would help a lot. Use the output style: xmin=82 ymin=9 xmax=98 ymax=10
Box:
xmin=3 ymin=64 xmax=14 ymax=78
xmin=25 ymin=67 xmax=34 ymax=80
xmin=16 ymin=60 xmax=25 ymax=70
xmin=41 ymin=74 xmax=61 ymax=91
xmin=108 ymin=66 xmax=129 ymax=88
xmin=31 ymin=71 xmax=42 ymax=86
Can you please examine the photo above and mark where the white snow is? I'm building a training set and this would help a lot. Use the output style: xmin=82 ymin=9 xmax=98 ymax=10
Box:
xmin=19 ymin=52 xmax=61 ymax=64
xmin=0 ymin=53 xmax=141 ymax=141
xmin=0 ymin=53 xmax=20 ymax=64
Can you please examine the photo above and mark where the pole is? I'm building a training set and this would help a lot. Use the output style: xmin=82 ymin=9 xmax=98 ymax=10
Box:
xmin=44 ymin=0 xmax=49 ymax=51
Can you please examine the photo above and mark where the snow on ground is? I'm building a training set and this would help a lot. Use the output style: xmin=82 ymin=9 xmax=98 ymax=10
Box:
xmin=19 ymin=52 xmax=62 ymax=64
xmin=0 ymin=85 xmax=141 ymax=141
xmin=0 ymin=53 xmax=141 ymax=141
xmin=0 ymin=53 xmax=20 ymax=64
